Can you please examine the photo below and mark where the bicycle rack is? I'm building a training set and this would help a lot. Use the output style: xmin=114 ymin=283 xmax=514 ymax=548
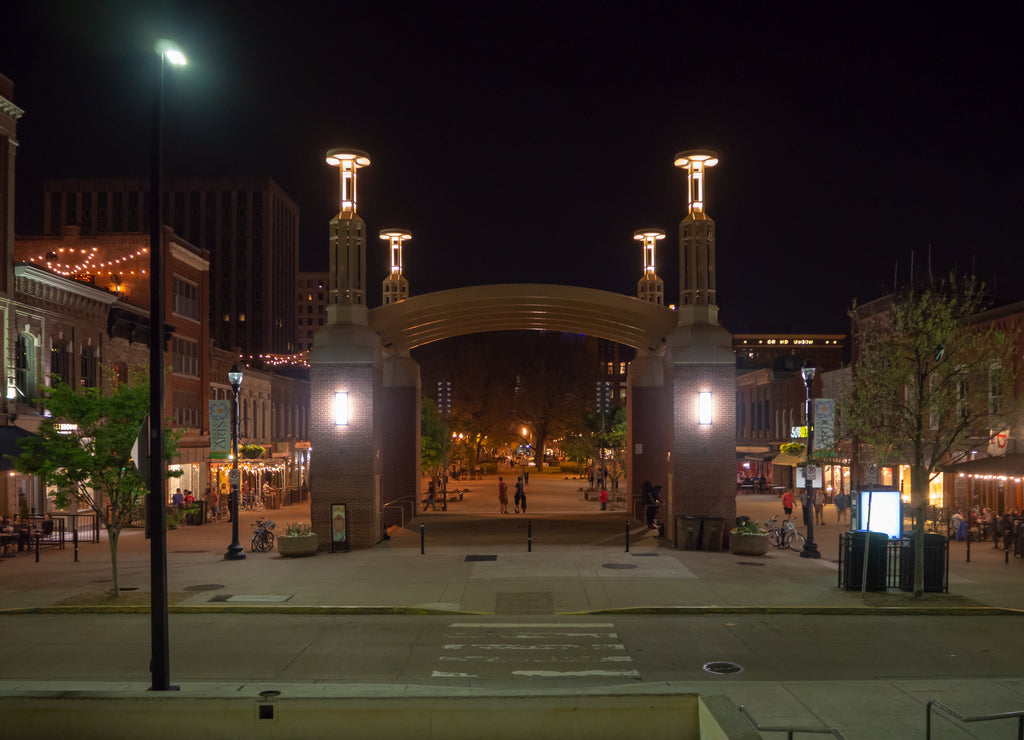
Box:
xmin=926 ymin=699 xmax=1024 ymax=739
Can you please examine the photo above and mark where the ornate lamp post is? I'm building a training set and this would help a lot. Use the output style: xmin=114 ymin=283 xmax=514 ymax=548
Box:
xmin=224 ymin=364 xmax=246 ymax=561
xmin=800 ymin=364 xmax=821 ymax=559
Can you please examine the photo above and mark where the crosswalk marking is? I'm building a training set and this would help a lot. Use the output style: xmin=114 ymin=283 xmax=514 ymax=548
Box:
xmin=432 ymin=622 xmax=638 ymax=680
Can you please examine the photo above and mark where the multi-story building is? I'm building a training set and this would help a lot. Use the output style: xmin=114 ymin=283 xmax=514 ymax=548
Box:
xmin=734 ymin=333 xmax=846 ymax=371
xmin=296 ymin=271 xmax=328 ymax=352
xmin=42 ymin=176 xmax=299 ymax=357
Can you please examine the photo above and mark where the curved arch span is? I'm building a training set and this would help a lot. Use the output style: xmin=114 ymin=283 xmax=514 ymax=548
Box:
xmin=369 ymin=283 xmax=679 ymax=351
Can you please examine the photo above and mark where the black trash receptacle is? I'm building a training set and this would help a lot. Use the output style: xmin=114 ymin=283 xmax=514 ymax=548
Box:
xmin=676 ymin=516 xmax=701 ymax=550
xmin=899 ymin=532 xmax=947 ymax=592
xmin=841 ymin=530 xmax=888 ymax=591
xmin=701 ymin=517 xmax=725 ymax=552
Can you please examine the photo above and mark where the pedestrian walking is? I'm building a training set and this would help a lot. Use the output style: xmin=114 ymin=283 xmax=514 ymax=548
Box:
xmin=834 ymin=490 xmax=848 ymax=526
xmin=497 ymin=477 xmax=509 ymax=514
xmin=425 ymin=480 xmax=436 ymax=511
xmin=514 ymin=476 xmax=524 ymax=513
xmin=600 ymin=486 xmax=608 ymax=511
xmin=814 ymin=489 xmax=825 ymax=526
xmin=781 ymin=489 xmax=795 ymax=521
xmin=207 ymin=488 xmax=220 ymax=521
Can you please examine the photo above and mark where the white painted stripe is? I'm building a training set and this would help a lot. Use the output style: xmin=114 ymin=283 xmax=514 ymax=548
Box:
xmin=450 ymin=623 xmax=614 ymax=628
xmin=431 ymin=671 xmax=477 ymax=678
xmin=444 ymin=643 xmax=624 ymax=651
xmin=448 ymin=632 xmax=618 ymax=639
xmin=511 ymin=670 xmax=640 ymax=677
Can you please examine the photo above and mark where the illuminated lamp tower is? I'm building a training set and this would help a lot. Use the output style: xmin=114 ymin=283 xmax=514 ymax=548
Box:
xmin=325 ymin=148 xmax=370 ymax=322
xmin=633 ymin=228 xmax=665 ymax=305
xmin=379 ymin=228 xmax=412 ymax=304
xmin=673 ymin=150 xmax=718 ymax=321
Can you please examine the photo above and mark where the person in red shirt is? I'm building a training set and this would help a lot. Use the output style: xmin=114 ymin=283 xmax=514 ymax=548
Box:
xmin=781 ymin=489 xmax=795 ymax=521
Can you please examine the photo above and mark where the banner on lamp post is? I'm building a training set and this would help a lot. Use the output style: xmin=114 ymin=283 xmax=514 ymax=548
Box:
xmin=209 ymin=400 xmax=231 ymax=459
xmin=813 ymin=399 xmax=835 ymax=450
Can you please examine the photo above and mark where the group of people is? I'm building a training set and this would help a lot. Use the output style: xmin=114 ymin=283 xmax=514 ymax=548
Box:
xmin=170 ymin=486 xmax=221 ymax=521
xmin=781 ymin=487 xmax=849 ymax=526
xmin=950 ymin=507 xmax=1021 ymax=542
xmin=496 ymin=476 xmax=528 ymax=514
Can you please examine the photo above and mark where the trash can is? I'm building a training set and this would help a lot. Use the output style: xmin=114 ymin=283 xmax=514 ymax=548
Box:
xmin=841 ymin=530 xmax=888 ymax=591
xmin=676 ymin=516 xmax=701 ymax=550
xmin=701 ymin=517 xmax=725 ymax=552
xmin=899 ymin=532 xmax=947 ymax=592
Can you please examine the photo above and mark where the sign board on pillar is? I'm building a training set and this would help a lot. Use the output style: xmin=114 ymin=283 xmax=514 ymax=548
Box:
xmin=331 ymin=503 xmax=349 ymax=552
xmin=795 ymin=465 xmax=823 ymax=488
xmin=229 ymin=469 xmax=240 ymax=488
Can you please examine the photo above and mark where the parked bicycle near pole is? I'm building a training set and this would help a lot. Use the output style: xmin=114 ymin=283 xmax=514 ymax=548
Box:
xmin=251 ymin=518 xmax=275 ymax=552
xmin=765 ymin=514 xmax=806 ymax=551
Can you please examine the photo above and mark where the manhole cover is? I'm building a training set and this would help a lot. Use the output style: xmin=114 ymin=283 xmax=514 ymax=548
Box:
xmin=602 ymin=563 xmax=638 ymax=569
xmin=703 ymin=661 xmax=744 ymax=675
xmin=465 ymin=554 xmax=498 ymax=562
xmin=631 ymin=553 xmax=659 ymax=557
xmin=185 ymin=584 xmax=225 ymax=592
xmin=736 ymin=561 xmax=766 ymax=566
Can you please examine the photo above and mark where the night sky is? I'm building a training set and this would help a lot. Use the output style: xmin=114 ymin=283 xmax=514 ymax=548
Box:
xmin=4 ymin=1 xmax=1022 ymax=335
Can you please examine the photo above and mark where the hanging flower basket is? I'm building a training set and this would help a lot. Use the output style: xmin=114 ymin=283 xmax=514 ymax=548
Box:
xmin=239 ymin=444 xmax=266 ymax=459
xmin=780 ymin=442 xmax=805 ymax=456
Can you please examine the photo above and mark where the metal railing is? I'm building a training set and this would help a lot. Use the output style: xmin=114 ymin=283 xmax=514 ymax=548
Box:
xmin=382 ymin=496 xmax=417 ymax=530
xmin=927 ymin=700 xmax=1024 ymax=739
xmin=739 ymin=705 xmax=847 ymax=739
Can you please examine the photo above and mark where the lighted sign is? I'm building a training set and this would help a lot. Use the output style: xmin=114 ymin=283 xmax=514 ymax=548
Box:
xmin=698 ymin=391 xmax=713 ymax=425
xmin=335 ymin=392 xmax=349 ymax=426
xmin=791 ymin=426 xmax=807 ymax=439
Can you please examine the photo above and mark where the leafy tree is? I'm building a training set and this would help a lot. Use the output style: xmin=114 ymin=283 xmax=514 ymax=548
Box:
xmin=420 ymin=397 xmax=444 ymax=486
xmin=12 ymin=368 xmax=179 ymax=597
xmin=842 ymin=274 xmax=1021 ymax=597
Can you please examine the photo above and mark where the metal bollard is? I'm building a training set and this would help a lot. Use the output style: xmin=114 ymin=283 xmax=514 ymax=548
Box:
xmin=74 ymin=529 xmax=79 ymax=563
xmin=420 ymin=522 xmax=425 ymax=555
xmin=35 ymin=533 xmax=40 ymax=562
xmin=625 ymin=520 xmax=630 ymax=552
xmin=966 ymin=530 xmax=971 ymax=563
xmin=1006 ymin=532 xmax=1011 ymax=564
xmin=528 ymin=520 xmax=532 ymax=552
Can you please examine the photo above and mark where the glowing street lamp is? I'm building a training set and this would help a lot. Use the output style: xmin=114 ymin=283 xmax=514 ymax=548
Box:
xmin=633 ymin=228 xmax=665 ymax=305
xmin=800 ymin=364 xmax=821 ymax=559
xmin=224 ymin=364 xmax=246 ymax=561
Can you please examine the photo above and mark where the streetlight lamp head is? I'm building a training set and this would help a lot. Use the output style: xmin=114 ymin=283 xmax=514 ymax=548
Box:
xmin=228 ymin=363 xmax=243 ymax=392
xmin=155 ymin=40 xmax=187 ymax=66
xmin=801 ymin=364 xmax=815 ymax=387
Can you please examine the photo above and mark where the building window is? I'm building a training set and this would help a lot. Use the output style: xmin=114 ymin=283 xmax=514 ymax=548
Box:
xmin=989 ymin=362 xmax=1003 ymax=415
xmin=80 ymin=345 xmax=98 ymax=388
xmin=15 ymin=334 xmax=33 ymax=400
xmin=173 ymin=277 xmax=200 ymax=320
xmin=51 ymin=339 xmax=71 ymax=385
xmin=173 ymin=390 xmax=200 ymax=429
xmin=172 ymin=337 xmax=200 ymax=377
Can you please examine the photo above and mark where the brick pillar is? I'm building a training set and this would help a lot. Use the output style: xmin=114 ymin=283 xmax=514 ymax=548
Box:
xmin=309 ymin=317 xmax=383 ymax=550
xmin=627 ymin=352 xmax=671 ymax=519
xmin=381 ymin=353 xmax=420 ymax=525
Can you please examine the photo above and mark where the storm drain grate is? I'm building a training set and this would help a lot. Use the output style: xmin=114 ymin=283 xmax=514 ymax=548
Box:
xmin=703 ymin=661 xmax=744 ymax=675
xmin=465 ymin=554 xmax=498 ymax=562
xmin=602 ymin=563 xmax=639 ymax=569
xmin=185 ymin=584 xmax=225 ymax=592
xmin=631 ymin=553 xmax=659 ymax=557
xmin=736 ymin=561 xmax=766 ymax=566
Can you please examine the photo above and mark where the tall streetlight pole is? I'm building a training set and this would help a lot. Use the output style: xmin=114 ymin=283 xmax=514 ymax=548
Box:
xmin=437 ymin=380 xmax=451 ymax=511
xmin=148 ymin=38 xmax=186 ymax=693
xmin=225 ymin=364 xmax=246 ymax=560
xmin=800 ymin=364 xmax=821 ymax=559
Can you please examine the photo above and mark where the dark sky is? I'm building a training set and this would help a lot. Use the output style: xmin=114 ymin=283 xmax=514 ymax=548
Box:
xmin=4 ymin=1 xmax=1022 ymax=334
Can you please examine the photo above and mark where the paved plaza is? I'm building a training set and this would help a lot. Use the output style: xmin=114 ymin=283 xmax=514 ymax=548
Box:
xmin=2 ymin=473 xmax=1024 ymax=738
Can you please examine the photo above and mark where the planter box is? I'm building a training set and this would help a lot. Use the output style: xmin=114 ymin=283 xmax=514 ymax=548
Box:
xmin=730 ymin=533 xmax=769 ymax=556
xmin=278 ymin=533 xmax=318 ymax=558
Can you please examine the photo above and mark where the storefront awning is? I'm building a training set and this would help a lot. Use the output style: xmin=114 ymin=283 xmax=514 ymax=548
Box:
xmin=771 ymin=451 xmax=805 ymax=467
xmin=941 ymin=453 xmax=1024 ymax=479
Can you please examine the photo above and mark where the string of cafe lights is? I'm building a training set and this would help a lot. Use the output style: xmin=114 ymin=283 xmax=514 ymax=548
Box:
xmin=245 ymin=352 xmax=310 ymax=368
xmin=25 ymin=245 xmax=150 ymax=277
xmin=957 ymin=472 xmax=1024 ymax=483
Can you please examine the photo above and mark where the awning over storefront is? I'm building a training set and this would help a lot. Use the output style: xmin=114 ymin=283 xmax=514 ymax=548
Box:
xmin=771 ymin=451 xmax=805 ymax=467
xmin=942 ymin=454 xmax=1024 ymax=480
xmin=0 ymin=426 xmax=36 ymax=470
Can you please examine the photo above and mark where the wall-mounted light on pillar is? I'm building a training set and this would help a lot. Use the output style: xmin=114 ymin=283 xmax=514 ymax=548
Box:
xmin=335 ymin=391 xmax=349 ymax=426
xmin=698 ymin=391 xmax=713 ymax=425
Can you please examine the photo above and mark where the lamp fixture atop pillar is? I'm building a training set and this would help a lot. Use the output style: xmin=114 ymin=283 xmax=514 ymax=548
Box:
xmin=224 ymin=363 xmax=246 ymax=562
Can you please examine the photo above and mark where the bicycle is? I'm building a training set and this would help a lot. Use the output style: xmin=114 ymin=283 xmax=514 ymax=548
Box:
xmin=765 ymin=514 xmax=806 ymax=551
xmin=250 ymin=518 xmax=275 ymax=552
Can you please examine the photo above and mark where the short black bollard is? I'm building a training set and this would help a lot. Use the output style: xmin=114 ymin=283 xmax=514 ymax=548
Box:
xmin=625 ymin=521 xmax=630 ymax=552
xmin=35 ymin=533 xmax=40 ymax=562
xmin=528 ymin=520 xmax=532 ymax=552
xmin=74 ymin=529 xmax=79 ymax=563
xmin=420 ymin=522 xmax=425 ymax=555
xmin=1006 ymin=532 xmax=1011 ymax=564
xmin=966 ymin=530 xmax=971 ymax=563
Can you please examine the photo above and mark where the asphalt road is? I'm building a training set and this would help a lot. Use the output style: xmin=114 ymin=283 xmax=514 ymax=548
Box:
xmin=2 ymin=613 xmax=1020 ymax=687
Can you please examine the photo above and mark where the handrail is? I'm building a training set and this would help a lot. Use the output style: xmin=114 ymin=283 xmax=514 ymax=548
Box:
xmin=926 ymin=699 xmax=1024 ymax=739
xmin=739 ymin=705 xmax=847 ymax=739
xmin=382 ymin=496 xmax=417 ymax=529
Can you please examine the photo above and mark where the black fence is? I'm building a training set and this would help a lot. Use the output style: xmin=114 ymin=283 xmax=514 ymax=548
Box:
xmin=838 ymin=530 xmax=949 ymax=592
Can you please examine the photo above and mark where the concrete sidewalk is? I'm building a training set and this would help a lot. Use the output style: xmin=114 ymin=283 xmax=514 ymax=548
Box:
xmin=2 ymin=473 xmax=1024 ymax=739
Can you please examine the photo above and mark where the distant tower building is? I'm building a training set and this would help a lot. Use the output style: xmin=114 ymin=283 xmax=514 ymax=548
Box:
xmin=673 ymin=151 xmax=718 ymax=315
xmin=296 ymin=271 xmax=329 ymax=351
xmin=379 ymin=228 xmax=412 ymax=304
xmin=0 ymin=74 xmax=24 ymax=298
xmin=633 ymin=228 xmax=665 ymax=305
xmin=325 ymin=149 xmax=370 ymax=320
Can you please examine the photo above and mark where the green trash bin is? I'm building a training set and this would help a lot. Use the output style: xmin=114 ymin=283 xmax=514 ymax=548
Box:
xmin=899 ymin=532 xmax=947 ymax=592
xmin=841 ymin=530 xmax=888 ymax=591
xmin=676 ymin=516 xmax=700 ymax=550
xmin=700 ymin=517 xmax=725 ymax=552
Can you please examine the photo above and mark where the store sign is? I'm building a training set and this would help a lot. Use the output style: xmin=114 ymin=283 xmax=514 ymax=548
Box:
xmin=988 ymin=430 xmax=1010 ymax=457
xmin=814 ymin=399 xmax=836 ymax=449
xmin=791 ymin=426 xmax=807 ymax=439
xmin=209 ymin=400 xmax=231 ymax=459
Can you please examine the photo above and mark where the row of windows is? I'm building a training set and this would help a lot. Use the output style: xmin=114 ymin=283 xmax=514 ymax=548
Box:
xmin=172 ymin=337 xmax=199 ymax=377
xmin=173 ymin=277 xmax=199 ymax=321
